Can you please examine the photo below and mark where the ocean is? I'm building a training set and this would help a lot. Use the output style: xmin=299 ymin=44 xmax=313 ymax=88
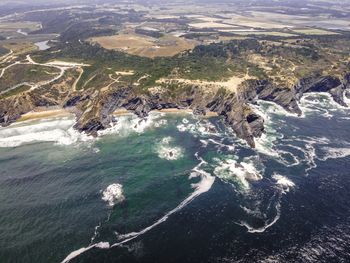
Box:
xmin=0 ymin=93 xmax=349 ymax=263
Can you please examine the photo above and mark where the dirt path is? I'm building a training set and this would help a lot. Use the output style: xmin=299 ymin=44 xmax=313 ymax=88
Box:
xmin=72 ymin=67 xmax=84 ymax=91
xmin=0 ymin=55 xmax=90 ymax=94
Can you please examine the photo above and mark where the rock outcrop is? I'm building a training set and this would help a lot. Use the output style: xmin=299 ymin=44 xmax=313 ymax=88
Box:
xmin=0 ymin=73 xmax=349 ymax=148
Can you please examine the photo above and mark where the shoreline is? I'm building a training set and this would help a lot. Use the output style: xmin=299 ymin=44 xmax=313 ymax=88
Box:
xmin=113 ymin=108 xmax=218 ymax=117
xmin=17 ymin=107 xmax=73 ymax=122
xmin=15 ymin=107 xmax=218 ymax=124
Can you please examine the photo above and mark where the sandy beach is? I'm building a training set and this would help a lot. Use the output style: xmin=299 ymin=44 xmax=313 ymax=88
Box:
xmin=15 ymin=107 xmax=218 ymax=124
xmin=113 ymin=108 xmax=218 ymax=117
xmin=17 ymin=107 xmax=73 ymax=122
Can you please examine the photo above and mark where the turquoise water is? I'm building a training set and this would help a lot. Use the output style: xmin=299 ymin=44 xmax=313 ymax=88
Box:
xmin=0 ymin=93 xmax=350 ymax=262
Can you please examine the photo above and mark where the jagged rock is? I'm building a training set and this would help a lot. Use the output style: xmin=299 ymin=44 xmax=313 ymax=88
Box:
xmin=1 ymin=73 xmax=349 ymax=148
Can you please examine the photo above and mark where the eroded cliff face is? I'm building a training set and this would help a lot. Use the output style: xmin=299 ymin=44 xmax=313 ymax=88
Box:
xmin=0 ymin=75 xmax=74 ymax=125
xmin=0 ymin=73 xmax=349 ymax=148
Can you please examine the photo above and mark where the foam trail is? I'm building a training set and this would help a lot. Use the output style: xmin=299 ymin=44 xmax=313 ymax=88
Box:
xmin=177 ymin=118 xmax=221 ymax=137
xmin=98 ymin=113 xmax=167 ymax=136
xmin=272 ymin=174 xmax=295 ymax=194
xmin=344 ymin=92 xmax=350 ymax=106
xmin=282 ymin=136 xmax=331 ymax=174
xmin=61 ymin=153 xmax=215 ymax=262
xmin=237 ymin=201 xmax=281 ymax=234
xmin=255 ymin=133 xmax=279 ymax=157
xmin=207 ymin=139 xmax=235 ymax=151
xmin=61 ymin=242 xmax=110 ymax=263
xmin=320 ymin=147 xmax=350 ymax=161
xmin=214 ymin=158 xmax=263 ymax=190
xmin=0 ymin=118 xmax=93 ymax=148
xmin=90 ymin=224 xmax=101 ymax=244
xmin=237 ymin=174 xmax=294 ymax=233
xmin=255 ymin=100 xmax=299 ymax=118
xmin=249 ymin=101 xmax=284 ymax=157
xmin=155 ymin=137 xmax=184 ymax=160
xmin=277 ymin=150 xmax=300 ymax=167
xmin=300 ymin=92 xmax=349 ymax=119
xmin=102 ymin=184 xmax=125 ymax=207
xmin=112 ymin=154 xmax=214 ymax=246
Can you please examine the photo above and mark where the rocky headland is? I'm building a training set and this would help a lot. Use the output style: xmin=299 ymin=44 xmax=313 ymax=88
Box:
xmin=1 ymin=71 xmax=348 ymax=148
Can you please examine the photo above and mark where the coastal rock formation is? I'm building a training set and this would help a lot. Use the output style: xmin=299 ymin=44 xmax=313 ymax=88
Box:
xmin=69 ymin=73 xmax=349 ymax=148
xmin=0 ymin=72 xmax=349 ymax=148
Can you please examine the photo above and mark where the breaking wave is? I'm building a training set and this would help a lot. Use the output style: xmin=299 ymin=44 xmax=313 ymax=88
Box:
xmin=177 ymin=117 xmax=221 ymax=137
xmin=102 ymin=184 xmax=125 ymax=207
xmin=214 ymin=157 xmax=263 ymax=190
xmin=0 ymin=117 xmax=93 ymax=148
xmin=299 ymin=92 xmax=349 ymax=119
xmin=98 ymin=112 xmax=167 ymax=136
xmin=155 ymin=137 xmax=184 ymax=160
xmin=320 ymin=146 xmax=350 ymax=161
xmin=61 ymin=152 xmax=215 ymax=262
xmin=272 ymin=174 xmax=295 ymax=194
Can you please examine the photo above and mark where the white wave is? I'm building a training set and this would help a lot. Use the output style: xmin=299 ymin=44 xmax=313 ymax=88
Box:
xmin=255 ymin=133 xmax=279 ymax=157
xmin=61 ymin=242 xmax=110 ymax=263
xmin=249 ymin=102 xmax=284 ymax=157
xmin=214 ymin=157 xmax=263 ymax=189
xmin=282 ymin=136 xmax=331 ymax=174
xmin=177 ymin=123 xmax=188 ymax=132
xmin=240 ymin=205 xmax=262 ymax=217
xmin=90 ymin=224 xmax=101 ymax=244
xmin=320 ymin=147 xmax=350 ymax=161
xmin=344 ymin=92 xmax=350 ymax=106
xmin=182 ymin=118 xmax=189 ymax=124
xmin=96 ymin=242 xmax=110 ymax=249
xmin=200 ymin=139 xmax=209 ymax=147
xmin=207 ymin=138 xmax=235 ymax=151
xmin=177 ymin=119 xmax=221 ymax=137
xmin=272 ymin=174 xmax=295 ymax=193
xmin=155 ymin=137 xmax=184 ymax=160
xmin=276 ymin=149 xmax=300 ymax=167
xmin=0 ymin=118 xmax=93 ymax=148
xmin=98 ymin=113 xmax=167 ymax=136
xmin=237 ymin=201 xmax=281 ymax=234
xmin=102 ymin=184 xmax=125 ymax=207
xmin=60 ymin=152 xmax=212 ymax=263
xmin=300 ymin=92 xmax=349 ymax=118
xmin=254 ymin=101 xmax=299 ymax=118
xmin=108 ymin=153 xmax=215 ymax=247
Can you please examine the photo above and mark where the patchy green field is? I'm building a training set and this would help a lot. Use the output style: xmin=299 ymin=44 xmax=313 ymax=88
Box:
xmin=292 ymin=28 xmax=340 ymax=35
xmin=0 ymin=64 xmax=60 ymax=93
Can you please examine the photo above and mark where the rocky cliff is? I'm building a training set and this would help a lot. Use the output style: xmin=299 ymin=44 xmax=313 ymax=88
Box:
xmin=69 ymin=73 xmax=349 ymax=148
xmin=0 ymin=73 xmax=349 ymax=148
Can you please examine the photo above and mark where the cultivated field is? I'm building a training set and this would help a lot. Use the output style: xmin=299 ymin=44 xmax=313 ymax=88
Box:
xmin=291 ymin=28 xmax=339 ymax=35
xmin=189 ymin=22 xmax=237 ymax=29
xmin=90 ymin=34 xmax=198 ymax=58
xmin=0 ymin=22 xmax=41 ymax=31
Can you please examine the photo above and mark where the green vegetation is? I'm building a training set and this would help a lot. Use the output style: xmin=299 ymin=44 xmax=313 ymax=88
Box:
xmin=0 ymin=46 xmax=9 ymax=56
xmin=0 ymin=64 xmax=60 ymax=93
xmin=0 ymin=84 xmax=32 ymax=99
xmin=26 ymin=30 xmax=350 ymax=94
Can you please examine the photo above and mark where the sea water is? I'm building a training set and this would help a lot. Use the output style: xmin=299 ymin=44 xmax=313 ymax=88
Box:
xmin=0 ymin=93 xmax=349 ymax=263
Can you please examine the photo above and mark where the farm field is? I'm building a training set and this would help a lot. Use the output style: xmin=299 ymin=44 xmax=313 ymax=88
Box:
xmin=291 ymin=28 xmax=340 ymax=35
xmin=90 ymin=33 xmax=198 ymax=58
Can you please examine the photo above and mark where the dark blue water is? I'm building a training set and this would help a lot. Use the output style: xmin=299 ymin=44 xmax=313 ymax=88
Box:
xmin=0 ymin=93 xmax=349 ymax=263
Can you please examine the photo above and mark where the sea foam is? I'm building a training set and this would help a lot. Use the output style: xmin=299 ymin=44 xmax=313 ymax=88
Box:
xmin=102 ymin=184 xmax=125 ymax=207
xmin=272 ymin=174 xmax=295 ymax=193
xmin=320 ymin=146 xmax=350 ymax=161
xmin=98 ymin=112 xmax=167 ymax=136
xmin=155 ymin=137 xmax=184 ymax=160
xmin=214 ymin=157 xmax=263 ymax=189
xmin=0 ymin=117 xmax=93 ymax=148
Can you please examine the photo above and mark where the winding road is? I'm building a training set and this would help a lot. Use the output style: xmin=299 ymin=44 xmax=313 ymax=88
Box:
xmin=0 ymin=54 xmax=90 ymax=95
